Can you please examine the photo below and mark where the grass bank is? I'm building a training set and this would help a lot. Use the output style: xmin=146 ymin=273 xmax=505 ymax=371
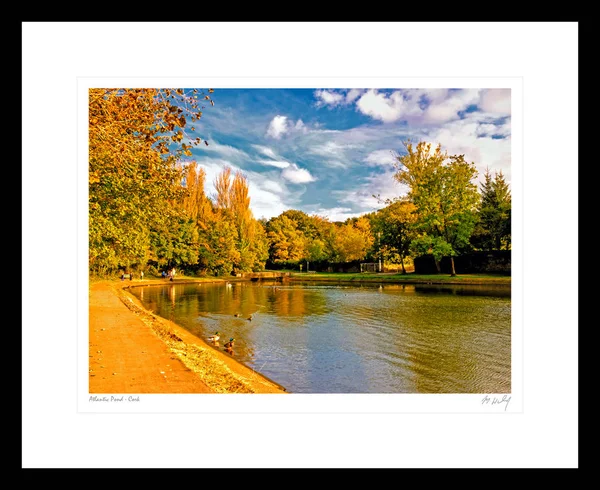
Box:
xmin=287 ymin=271 xmax=511 ymax=286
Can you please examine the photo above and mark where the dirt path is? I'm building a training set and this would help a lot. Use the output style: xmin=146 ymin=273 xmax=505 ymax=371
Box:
xmin=88 ymin=280 xmax=286 ymax=394
xmin=89 ymin=281 xmax=213 ymax=393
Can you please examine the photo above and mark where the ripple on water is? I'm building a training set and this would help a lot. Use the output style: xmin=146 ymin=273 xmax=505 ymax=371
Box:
xmin=129 ymin=282 xmax=511 ymax=394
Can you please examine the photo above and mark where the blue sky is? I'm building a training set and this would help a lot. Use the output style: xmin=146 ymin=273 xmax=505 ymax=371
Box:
xmin=182 ymin=88 xmax=511 ymax=221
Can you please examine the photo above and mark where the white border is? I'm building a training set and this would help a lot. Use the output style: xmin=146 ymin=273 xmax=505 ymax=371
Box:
xmin=77 ymin=77 xmax=523 ymax=415
xmin=23 ymin=22 xmax=578 ymax=469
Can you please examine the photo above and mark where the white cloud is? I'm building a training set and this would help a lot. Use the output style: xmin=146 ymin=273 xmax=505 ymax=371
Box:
xmin=423 ymin=89 xmax=481 ymax=123
xmin=314 ymin=89 xmax=344 ymax=107
xmin=265 ymin=116 xmax=313 ymax=139
xmin=310 ymin=207 xmax=362 ymax=222
xmin=356 ymin=89 xmax=421 ymax=123
xmin=314 ymin=89 xmax=365 ymax=108
xmin=345 ymin=89 xmax=363 ymax=103
xmin=195 ymin=158 xmax=237 ymax=200
xmin=426 ymin=116 xmax=512 ymax=185
xmin=257 ymin=159 xmax=291 ymax=169
xmin=475 ymin=122 xmax=511 ymax=138
xmin=479 ymin=88 xmax=511 ymax=115
xmin=282 ymin=164 xmax=316 ymax=184
xmin=195 ymin=157 xmax=292 ymax=220
xmin=266 ymin=115 xmax=288 ymax=139
xmin=355 ymin=88 xmax=482 ymax=125
xmin=365 ymin=149 xmax=397 ymax=167
xmin=252 ymin=145 xmax=278 ymax=159
xmin=247 ymin=181 xmax=289 ymax=220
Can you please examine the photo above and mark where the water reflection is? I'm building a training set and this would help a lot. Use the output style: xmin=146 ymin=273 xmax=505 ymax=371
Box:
xmin=130 ymin=281 xmax=511 ymax=394
xmin=413 ymin=284 xmax=511 ymax=298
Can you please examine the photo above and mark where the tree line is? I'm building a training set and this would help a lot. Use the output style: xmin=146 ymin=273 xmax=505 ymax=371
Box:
xmin=89 ymin=89 xmax=510 ymax=278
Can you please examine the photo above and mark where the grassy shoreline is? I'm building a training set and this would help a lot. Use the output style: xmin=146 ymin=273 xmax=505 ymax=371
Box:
xmin=95 ymin=271 xmax=511 ymax=288
xmin=286 ymin=271 xmax=511 ymax=286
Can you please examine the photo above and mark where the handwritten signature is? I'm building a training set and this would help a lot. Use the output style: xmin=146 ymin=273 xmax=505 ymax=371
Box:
xmin=481 ymin=394 xmax=511 ymax=411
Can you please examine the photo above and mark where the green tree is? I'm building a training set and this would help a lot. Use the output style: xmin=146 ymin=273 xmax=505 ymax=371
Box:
xmin=148 ymin=214 xmax=199 ymax=272
xmin=372 ymin=198 xmax=417 ymax=274
xmin=472 ymin=169 xmax=511 ymax=250
xmin=198 ymin=210 xmax=240 ymax=276
xmin=248 ymin=219 xmax=270 ymax=271
xmin=394 ymin=141 xmax=479 ymax=276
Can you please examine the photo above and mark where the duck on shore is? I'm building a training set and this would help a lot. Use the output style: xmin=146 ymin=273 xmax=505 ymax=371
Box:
xmin=207 ymin=331 xmax=220 ymax=342
xmin=224 ymin=338 xmax=235 ymax=351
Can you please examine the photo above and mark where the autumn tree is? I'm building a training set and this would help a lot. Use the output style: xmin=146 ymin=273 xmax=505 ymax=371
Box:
xmin=394 ymin=141 xmax=479 ymax=276
xmin=331 ymin=216 xmax=375 ymax=263
xmin=279 ymin=210 xmax=320 ymax=238
xmin=88 ymin=88 xmax=214 ymax=276
xmin=266 ymin=214 xmax=308 ymax=264
xmin=278 ymin=210 xmax=333 ymax=270
xmin=181 ymin=163 xmax=213 ymax=222
xmin=211 ymin=167 xmax=269 ymax=273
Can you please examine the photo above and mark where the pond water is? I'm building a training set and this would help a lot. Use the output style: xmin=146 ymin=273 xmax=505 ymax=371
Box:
xmin=129 ymin=281 xmax=511 ymax=394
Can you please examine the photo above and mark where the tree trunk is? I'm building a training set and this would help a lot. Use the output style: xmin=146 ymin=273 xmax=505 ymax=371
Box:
xmin=450 ymin=256 xmax=457 ymax=276
xmin=400 ymin=255 xmax=407 ymax=274
xmin=434 ymin=258 xmax=441 ymax=273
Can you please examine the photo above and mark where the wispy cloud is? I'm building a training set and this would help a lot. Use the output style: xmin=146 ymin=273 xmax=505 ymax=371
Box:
xmin=365 ymin=149 xmax=397 ymax=167
xmin=252 ymin=144 xmax=279 ymax=159
xmin=306 ymin=141 xmax=361 ymax=169
xmin=294 ymin=119 xmax=309 ymax=134
xmin=309 ymin=141 xmax=357 ymax=157
xmin=257 ymin=159 xmax=291 ymax=169
xmin=332 ymin=167 xmax=407 ymax=212
xmin=202 ymin=141 xmax=249 ymax=160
